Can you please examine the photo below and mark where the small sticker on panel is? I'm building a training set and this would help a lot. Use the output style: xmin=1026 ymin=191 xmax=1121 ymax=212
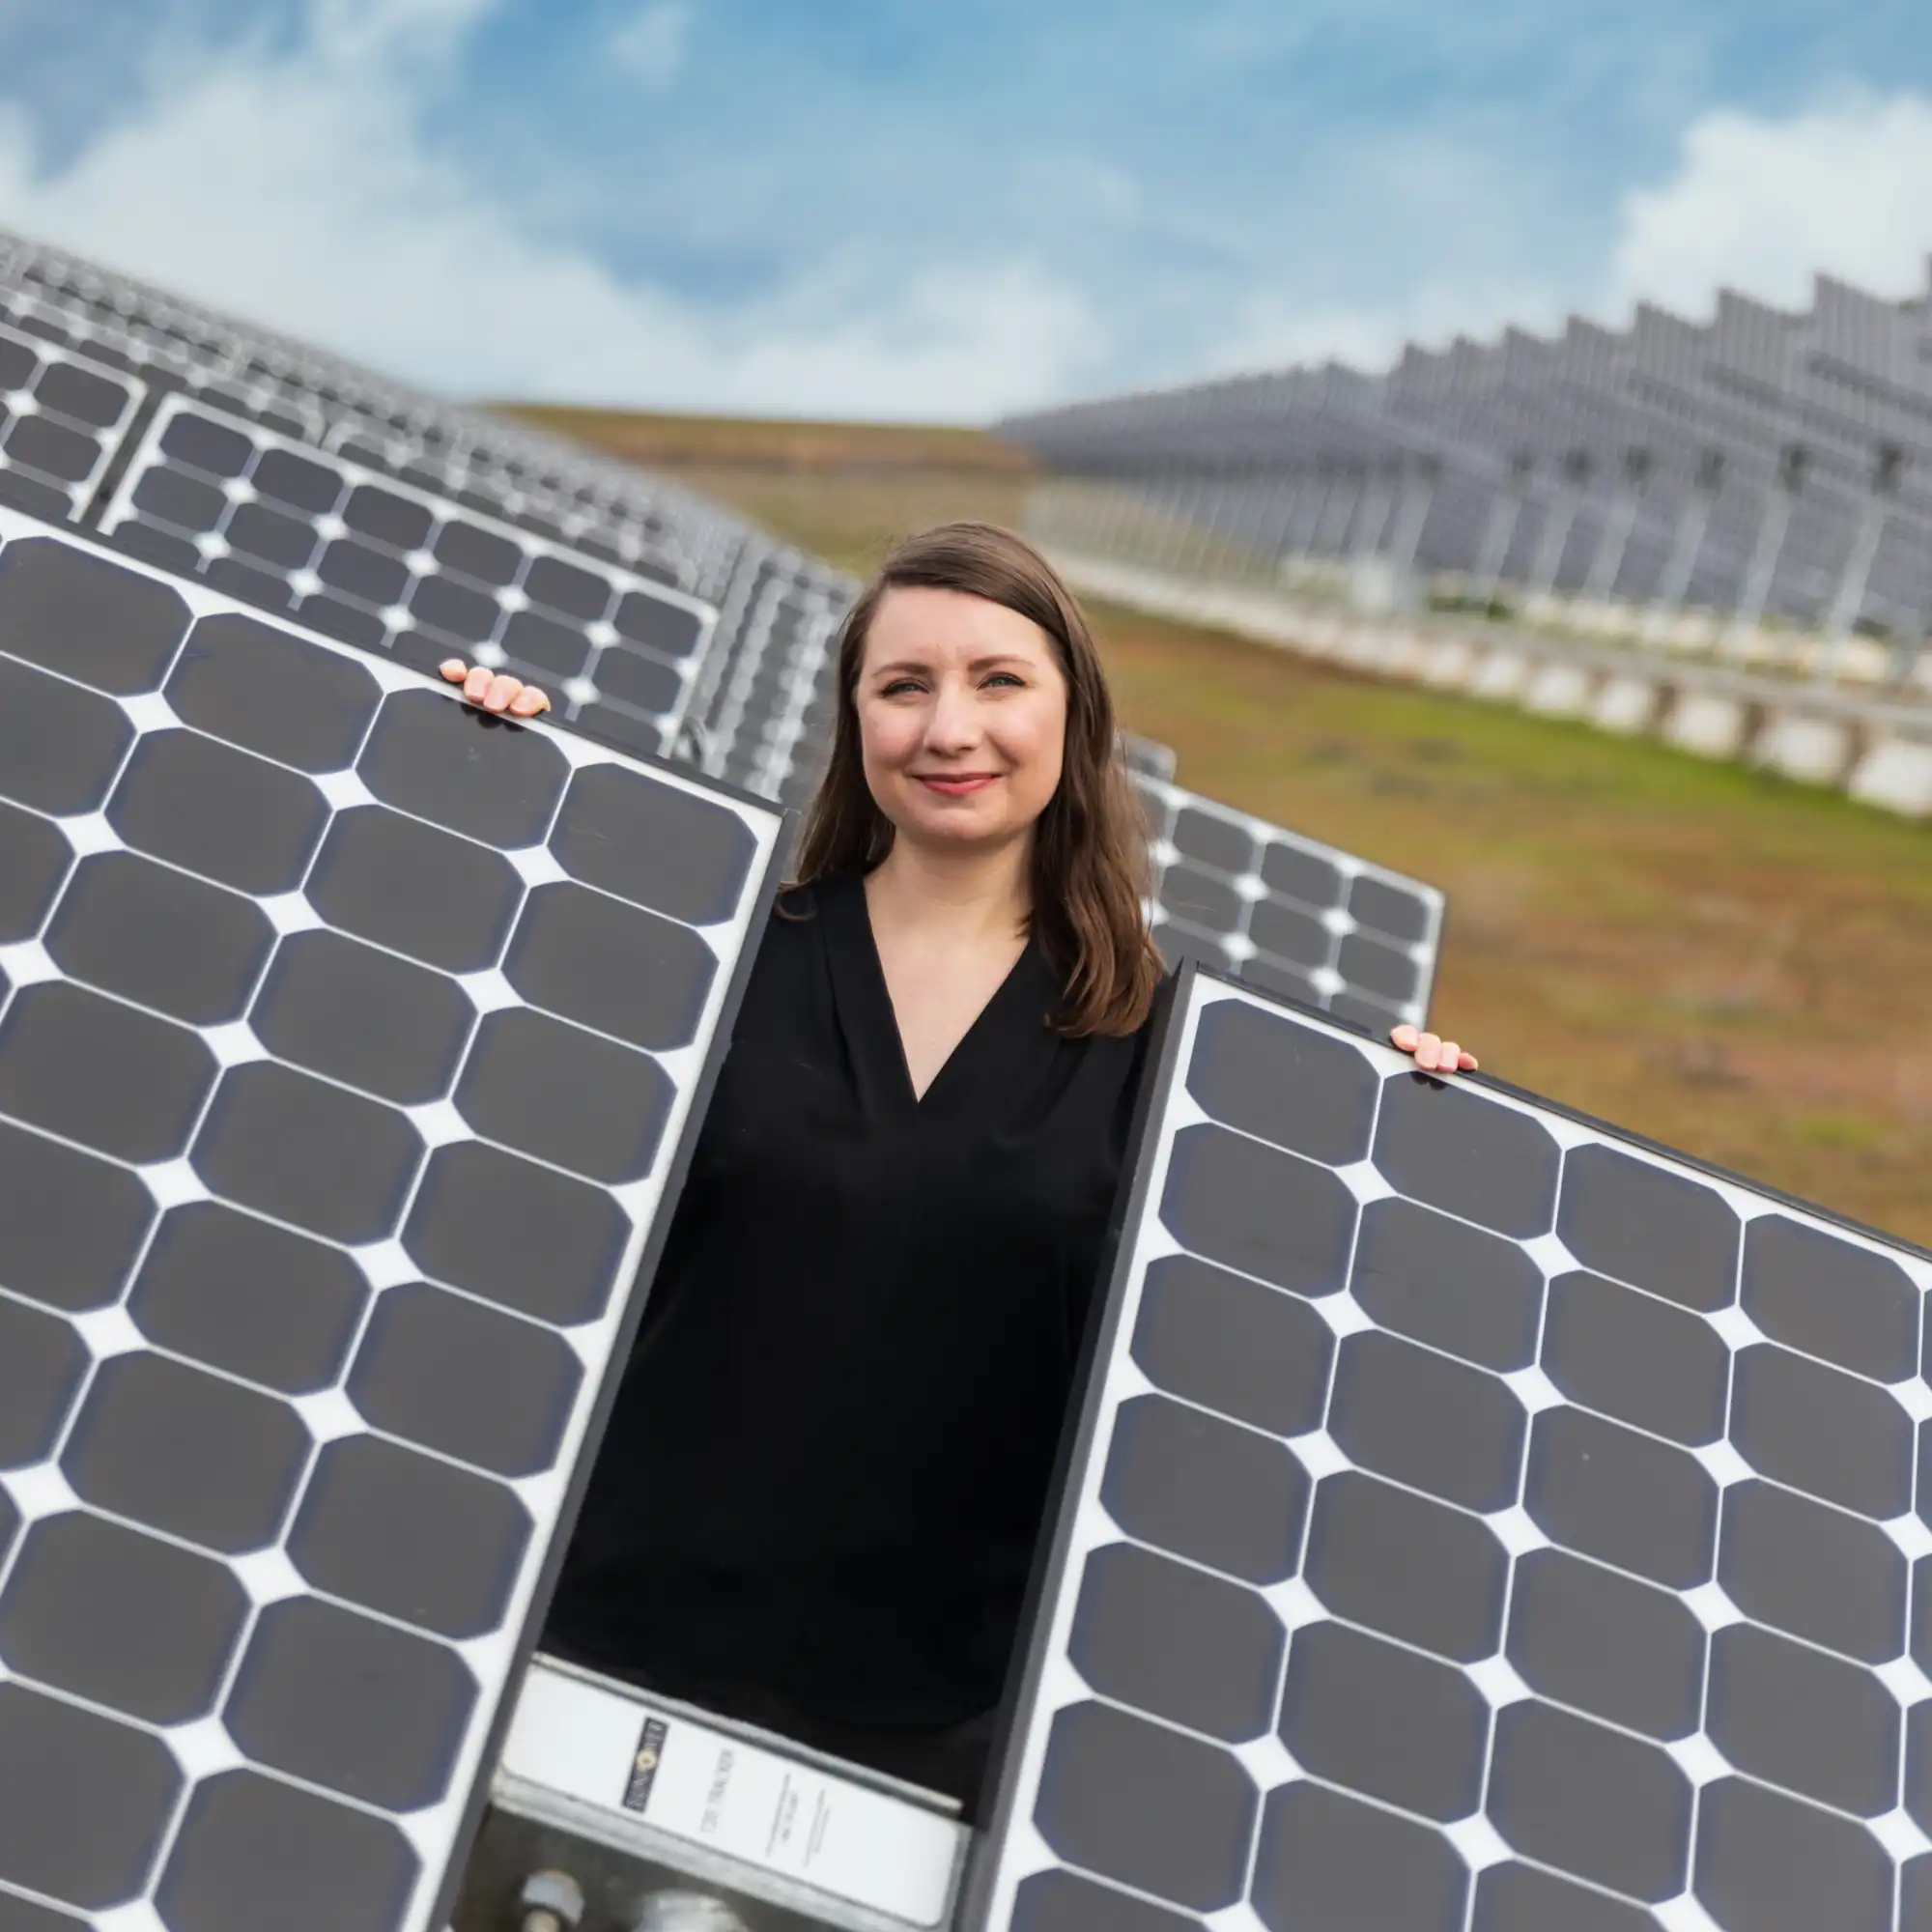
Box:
xmin=623 ymin=1715 xmax=668 ymax=1812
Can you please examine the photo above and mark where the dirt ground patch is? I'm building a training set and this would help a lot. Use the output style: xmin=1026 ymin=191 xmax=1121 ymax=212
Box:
xmin=506 ymin=407 xmax=1932 ymax=1246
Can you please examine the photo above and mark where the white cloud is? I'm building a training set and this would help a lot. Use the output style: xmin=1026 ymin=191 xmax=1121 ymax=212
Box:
xmin=608 ymin=0 xmax=693 ymax=89
xmin=1189 ymin=124 xmax=1578 ymax=380
xmin=0 ymin=0 xmax=1100 ymax=419
xmin=1607 ymin=90 xmax=1932 ymax=318
xmin=304 ymin=0 xmax=497 ymax=69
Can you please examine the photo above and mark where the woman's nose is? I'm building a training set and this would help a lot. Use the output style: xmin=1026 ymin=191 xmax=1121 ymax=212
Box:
xmin=923 ymin=682 xmax=980 ymax=751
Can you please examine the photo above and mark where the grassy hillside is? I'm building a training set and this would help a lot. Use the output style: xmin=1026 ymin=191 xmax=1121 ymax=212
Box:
xmin=504 ymin=406 xmax=1932 ymax=1246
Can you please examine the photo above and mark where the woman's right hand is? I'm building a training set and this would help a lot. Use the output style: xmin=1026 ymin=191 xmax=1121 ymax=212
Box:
xmin=440 ymin=658 xmax=553 ymax=718
xmin=1390 ymin=1023 xmax=1477 ymax=1075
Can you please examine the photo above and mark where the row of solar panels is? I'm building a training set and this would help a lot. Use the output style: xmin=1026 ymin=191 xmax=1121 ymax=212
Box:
xmin=999 ymin=268 xmax=1932 ymax=639
xmin=0 ymin=227 xmax=1443 ymax=1034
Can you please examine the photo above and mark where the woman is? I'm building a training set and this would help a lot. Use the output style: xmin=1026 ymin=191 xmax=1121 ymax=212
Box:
xmin=440 ymin=524 xmax=1473 ymax=1811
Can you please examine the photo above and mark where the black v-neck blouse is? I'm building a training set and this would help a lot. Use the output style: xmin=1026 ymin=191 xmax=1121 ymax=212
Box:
xmin=547 ymin=871 xmax=1152 ymax=1727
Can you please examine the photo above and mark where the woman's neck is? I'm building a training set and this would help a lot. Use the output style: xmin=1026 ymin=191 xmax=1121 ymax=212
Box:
xmin=864 ymin=835 xmax=1031 ymax=948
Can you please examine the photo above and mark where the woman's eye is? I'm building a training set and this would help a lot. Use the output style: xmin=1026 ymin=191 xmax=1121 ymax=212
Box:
xmin=983 ymin=672 xmax=1024 ymax=689
xmin=881 ymin=678 xmax=924 ymax=696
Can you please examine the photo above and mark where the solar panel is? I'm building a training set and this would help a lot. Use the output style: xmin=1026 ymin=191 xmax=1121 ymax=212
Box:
xmin=0 ymin=507 xmax=785 ymax=1932
xmin=1135 ymin=776 xmax=1441 ymax=1033
xmin=0 ymin=319 xmax=142 ymax=525
xmin=968 ymin=964 xmax=1932 ymax=1932
xmin=685 ymin=548 xmax=847 ymax=807
xmin=99 ymin=396 xmax=718 ymax=762
xmin=1122 ymin=734 xmax=1179 ymax=783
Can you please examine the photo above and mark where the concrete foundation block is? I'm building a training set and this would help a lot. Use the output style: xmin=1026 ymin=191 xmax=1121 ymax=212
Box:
xmin=1717 ymin=624 xmax=1778 ymax=667
xmin=1387 ymin=628 xmax=1432 ymax=677
xmin=1754 ymin=710 xmax=1857 ymax=786
xmin=1523 ymin=662 xmax=1598 ymax=718
xmin=1591 ymin=674 xmax=1661 ymax=735
xmin=1836 ymin=639 xmax=1893 ymax=686
xmin=1573 ymin=599 xmax=1628 ymax=639
xmin=1470 ymin=649 xmax=1531 ymax=701
xmin=1349 ymin=559 xmax=1421 ymax=617
xmin=1299 ymin=613 xmax=1346 ymax=657
xmin=1350 ymin=625 xmax=1422 ymax=676
xmin=1666 ymin=690 xmax=1751 ymax=759
xmin=1419 ymin=638 xmax=1478 ymax=691
xmin=1665 ymin=612 xmax=1721 ymax=653
xmin=1798 ymin=637 xmax=1893 ymax=687
xmin=1848 ymin=735 xmax=1932 ymax=818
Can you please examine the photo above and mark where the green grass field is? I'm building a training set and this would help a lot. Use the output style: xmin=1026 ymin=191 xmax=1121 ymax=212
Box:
xmin=507 ymin=406 xmax=1932 ymax=1247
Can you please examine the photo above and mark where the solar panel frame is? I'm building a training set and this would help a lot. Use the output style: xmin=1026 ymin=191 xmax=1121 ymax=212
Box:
xmin=99 ymin=394 xmax=720 ymax=763
xmin=0 ymin=504 xmax=789 ymax=1932
xmin=965 ymin=961 xmax=1932 ymax=1932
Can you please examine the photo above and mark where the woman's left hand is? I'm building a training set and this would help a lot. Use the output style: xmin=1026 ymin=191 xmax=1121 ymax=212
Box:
xmin=1390 ymin=1023 xmax=1478 ymax=1075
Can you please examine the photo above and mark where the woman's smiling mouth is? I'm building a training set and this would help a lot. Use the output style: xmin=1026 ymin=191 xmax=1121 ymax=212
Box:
xmin=915 ymin=772 xmax=1001 ymax=795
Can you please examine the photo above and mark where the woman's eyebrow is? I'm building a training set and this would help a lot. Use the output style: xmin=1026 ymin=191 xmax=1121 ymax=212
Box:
xmin=868 ymin=653 xmax=1034 ymax=676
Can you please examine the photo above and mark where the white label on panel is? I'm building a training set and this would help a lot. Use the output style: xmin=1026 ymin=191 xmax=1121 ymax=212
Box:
xmin=500 ymin=1665 xmax=963 ymax=1926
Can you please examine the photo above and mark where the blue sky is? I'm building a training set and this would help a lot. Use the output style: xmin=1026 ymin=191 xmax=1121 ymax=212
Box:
xmin=0 ymin=0 xmax=1929 ymax=418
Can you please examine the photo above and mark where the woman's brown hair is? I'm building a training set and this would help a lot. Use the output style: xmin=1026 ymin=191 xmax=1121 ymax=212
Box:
xmin=790 ymin=522 xmax=1162 ymax=1038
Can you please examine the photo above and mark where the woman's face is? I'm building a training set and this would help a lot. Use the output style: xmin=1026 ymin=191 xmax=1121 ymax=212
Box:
xmin=856 ymin=585 xmax=1068 ymax=856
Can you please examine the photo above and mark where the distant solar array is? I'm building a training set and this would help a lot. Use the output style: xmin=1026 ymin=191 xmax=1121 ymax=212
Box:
xmin=1001 ymin=267 xmax=1932 ymax=643
xmin=0 ymin=513 xmax=784 ymax=1932
xmin=972 ymin=966 xmax=1932 ymax=1932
